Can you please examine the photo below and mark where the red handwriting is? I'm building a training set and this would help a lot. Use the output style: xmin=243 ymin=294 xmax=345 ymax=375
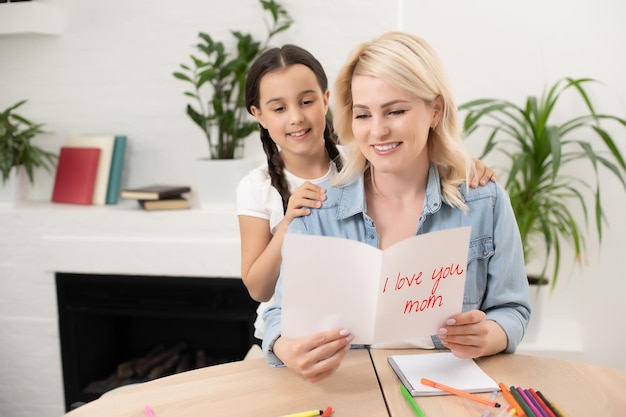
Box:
xmin=404 ymin=294 xmax=444 ymax=314
xmin=382 ymin=271 xmax=423 ymax=293
xmin=431 ymin=263 xmax=464 ymax=294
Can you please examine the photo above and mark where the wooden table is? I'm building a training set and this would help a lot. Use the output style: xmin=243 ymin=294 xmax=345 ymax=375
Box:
xmin=371 ymin=349 xmax=626 ymax=417
xmin=64 ymin=348 xmax=626 ymax=417
xmin=63 ymin=349 xmax=388 ymax=417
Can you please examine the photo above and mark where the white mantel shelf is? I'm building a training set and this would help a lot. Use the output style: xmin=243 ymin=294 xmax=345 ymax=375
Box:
xmin=10 ymin=200 xmax=242 ymax=278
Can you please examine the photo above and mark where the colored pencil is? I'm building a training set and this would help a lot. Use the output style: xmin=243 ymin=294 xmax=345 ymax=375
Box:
xmin=528 ymin=389 xmax=556 ymax=417
xmin=498 ymin=382 xmax=526 ymax=417
xmin=523 ymin=388 xmax=548 ymax=417
xmin=536 ymin=391 xmax=567 ymax=417
xmin=509 ymin=386 xmax=536 ymax=417
xmin=400 ymin=385 xmax=426 ymax=417
xmin=421 ymin=378 xmax=500 ymax=408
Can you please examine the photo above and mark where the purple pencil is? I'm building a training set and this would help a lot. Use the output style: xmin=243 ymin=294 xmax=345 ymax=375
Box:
xmin=516 ymin=387 xmax=543 ymax=417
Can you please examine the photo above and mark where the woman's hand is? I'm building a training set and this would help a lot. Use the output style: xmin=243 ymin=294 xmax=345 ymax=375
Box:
xmin=283 ymin=181 xmax=327 ymax=223
xmin=437 ymin=310 xmax=507 ymax=358
xmin=273 ymin=328 xmax=354 ymax=382
xmin=470 ymin=158 xmax=497 ymax=188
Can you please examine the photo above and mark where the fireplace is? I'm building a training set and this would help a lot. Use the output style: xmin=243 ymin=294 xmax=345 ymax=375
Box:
xmin=56 ymin=273 xmax=258 ymax=411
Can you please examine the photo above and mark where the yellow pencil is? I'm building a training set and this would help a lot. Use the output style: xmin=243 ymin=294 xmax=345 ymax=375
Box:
xmin=278 ymin=410 xmax=323 ymax=417
xmin=550 ymin=400 xmax=568 ymax=417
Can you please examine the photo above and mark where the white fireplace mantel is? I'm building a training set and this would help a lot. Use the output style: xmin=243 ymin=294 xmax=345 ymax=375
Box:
xmin=38 ymin=201 xmax=242 ymax=277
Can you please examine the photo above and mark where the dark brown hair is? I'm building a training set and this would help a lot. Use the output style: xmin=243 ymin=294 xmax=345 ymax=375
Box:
xmin=245 ymin=44 xmax=343 ymax=213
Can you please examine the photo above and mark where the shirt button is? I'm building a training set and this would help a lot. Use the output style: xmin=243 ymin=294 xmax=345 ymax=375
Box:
xmin=483 ymin=251 xmax=488 ymax=256
xmin=369 ymin=235 xmax=375 ymax=240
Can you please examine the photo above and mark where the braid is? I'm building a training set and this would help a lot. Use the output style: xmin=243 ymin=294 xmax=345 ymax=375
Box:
xmin=323 ymin=119 xmax=344 ymax=172
xmin=261 ymin=128 xmax=291 ymax=213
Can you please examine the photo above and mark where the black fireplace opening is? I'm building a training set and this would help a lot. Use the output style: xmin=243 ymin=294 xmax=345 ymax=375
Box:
xmin=56 ymin=273 xmax=258 ymax=411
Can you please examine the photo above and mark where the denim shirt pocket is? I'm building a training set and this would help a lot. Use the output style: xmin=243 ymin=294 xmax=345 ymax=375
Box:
xmin=462 ymin=237 xmax=494 ymax=310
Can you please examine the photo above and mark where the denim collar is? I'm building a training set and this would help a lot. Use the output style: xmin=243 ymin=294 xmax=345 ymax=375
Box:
xmin=329 ymin=163 xmax=444 ymax=220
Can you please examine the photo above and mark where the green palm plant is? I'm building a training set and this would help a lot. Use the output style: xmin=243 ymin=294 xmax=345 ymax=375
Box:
xmin=460 ymin=77 xmax=626 ymax=290
xmin=173 ymin=0 xmax=293 ymax=160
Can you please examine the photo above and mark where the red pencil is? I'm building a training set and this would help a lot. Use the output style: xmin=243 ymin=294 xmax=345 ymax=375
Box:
xmin=530 ymin=389 xmax=558 ymax=417
xmin=420 ymin=378 xmax=501 ymax=408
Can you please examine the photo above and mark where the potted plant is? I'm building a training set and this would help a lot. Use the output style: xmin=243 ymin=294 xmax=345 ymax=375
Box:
xmin=460 ymin=78 xmax=626 ymax=291
xmin=0 ymin=100 xmax=57 ymax=201
xmin=172 ymin=0 xmax=293 ymax=206
xmin=459 ymin=78 xmax=626 ymax=340
xmin=173 ymin=0 xmax=293 ymax=160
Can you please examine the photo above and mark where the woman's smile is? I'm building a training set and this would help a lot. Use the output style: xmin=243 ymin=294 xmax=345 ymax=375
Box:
xmin=372 ymin=141 xmax=401 ymax=154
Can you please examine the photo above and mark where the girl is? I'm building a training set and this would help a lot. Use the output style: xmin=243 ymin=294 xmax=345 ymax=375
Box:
xmin=237 ymin=44 xmax=497 ymax=341
xmin=261 ymin=33 xmax=530 ymax=382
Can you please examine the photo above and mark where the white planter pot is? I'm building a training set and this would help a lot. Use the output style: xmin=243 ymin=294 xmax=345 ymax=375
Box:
xmin=0 ymin=166 xmax=29 ymax=202
xmin=192 ymin=157 xmax=257 ymax=207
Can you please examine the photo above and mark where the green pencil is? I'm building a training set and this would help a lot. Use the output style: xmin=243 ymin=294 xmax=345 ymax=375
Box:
xmin=400 ymin=385 xmax=426 ymax=417
xmin=509 ymin=386 xmax=536 ymax=417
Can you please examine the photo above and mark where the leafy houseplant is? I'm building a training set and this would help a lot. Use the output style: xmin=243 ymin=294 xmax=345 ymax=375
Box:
xmin=0 ymin=100 xmax=56 ymax=185
xmin=173 ymin=0 xmax=293 ymax=160
xmin=460 ymin=77 xmax=626 ymax=291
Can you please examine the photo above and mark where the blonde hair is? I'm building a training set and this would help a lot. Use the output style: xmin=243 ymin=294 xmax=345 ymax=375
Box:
xmin=332 ymin=31 xmax=474 ymax=210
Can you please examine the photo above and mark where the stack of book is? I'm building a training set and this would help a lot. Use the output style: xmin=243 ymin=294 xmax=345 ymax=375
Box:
xmin=120 ymin=184 xmax=191 ymax=211
xmin=51 ymin=134 xmax=127 ymax=205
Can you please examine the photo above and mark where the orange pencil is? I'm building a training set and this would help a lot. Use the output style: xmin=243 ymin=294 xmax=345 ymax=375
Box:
xmin=498 ymin=382 xmax=526 ymax=417
xmin=420 ymin=378 xmax=501 ymax=408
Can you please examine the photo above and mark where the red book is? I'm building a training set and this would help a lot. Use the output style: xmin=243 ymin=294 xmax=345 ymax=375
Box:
xmin=51 ymin=146 xmax=101 ymax=205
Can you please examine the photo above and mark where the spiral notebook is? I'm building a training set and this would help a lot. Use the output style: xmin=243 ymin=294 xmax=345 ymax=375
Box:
xmin=388 ymin=352 xmax=499 ymax=396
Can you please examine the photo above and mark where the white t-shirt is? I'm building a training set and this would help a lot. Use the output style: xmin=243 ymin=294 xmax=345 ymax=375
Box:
xmin=236 ymin=150 xmax=344 ymax=339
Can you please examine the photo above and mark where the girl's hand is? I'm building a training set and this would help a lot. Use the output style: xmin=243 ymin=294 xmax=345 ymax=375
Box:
xmin=284 ymin=181 xmax=326 ymax=223
xmin=470 ymin=158 xmax=497 ymax=188
xmin=437 ymin=310 xmax=506 ymax=358
xmin=273 ymin=328 xmax=354 ymax=382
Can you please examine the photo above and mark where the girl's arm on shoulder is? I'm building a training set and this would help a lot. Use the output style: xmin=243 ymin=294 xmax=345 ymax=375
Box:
xmin=238 ymin=182 xmax=327 ymax=302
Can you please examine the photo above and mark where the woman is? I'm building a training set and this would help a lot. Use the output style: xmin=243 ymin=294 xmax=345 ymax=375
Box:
xmin=262 ymin=32 xmax=530 ymax=382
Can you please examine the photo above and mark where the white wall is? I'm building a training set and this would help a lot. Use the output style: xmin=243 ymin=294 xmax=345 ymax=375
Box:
xmin=1 ymin=0 xmax=625 ymax=415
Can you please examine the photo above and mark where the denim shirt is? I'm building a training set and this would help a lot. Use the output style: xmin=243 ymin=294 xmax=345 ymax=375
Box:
xmin=263 ymin=165 xmax=530 ymax=366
